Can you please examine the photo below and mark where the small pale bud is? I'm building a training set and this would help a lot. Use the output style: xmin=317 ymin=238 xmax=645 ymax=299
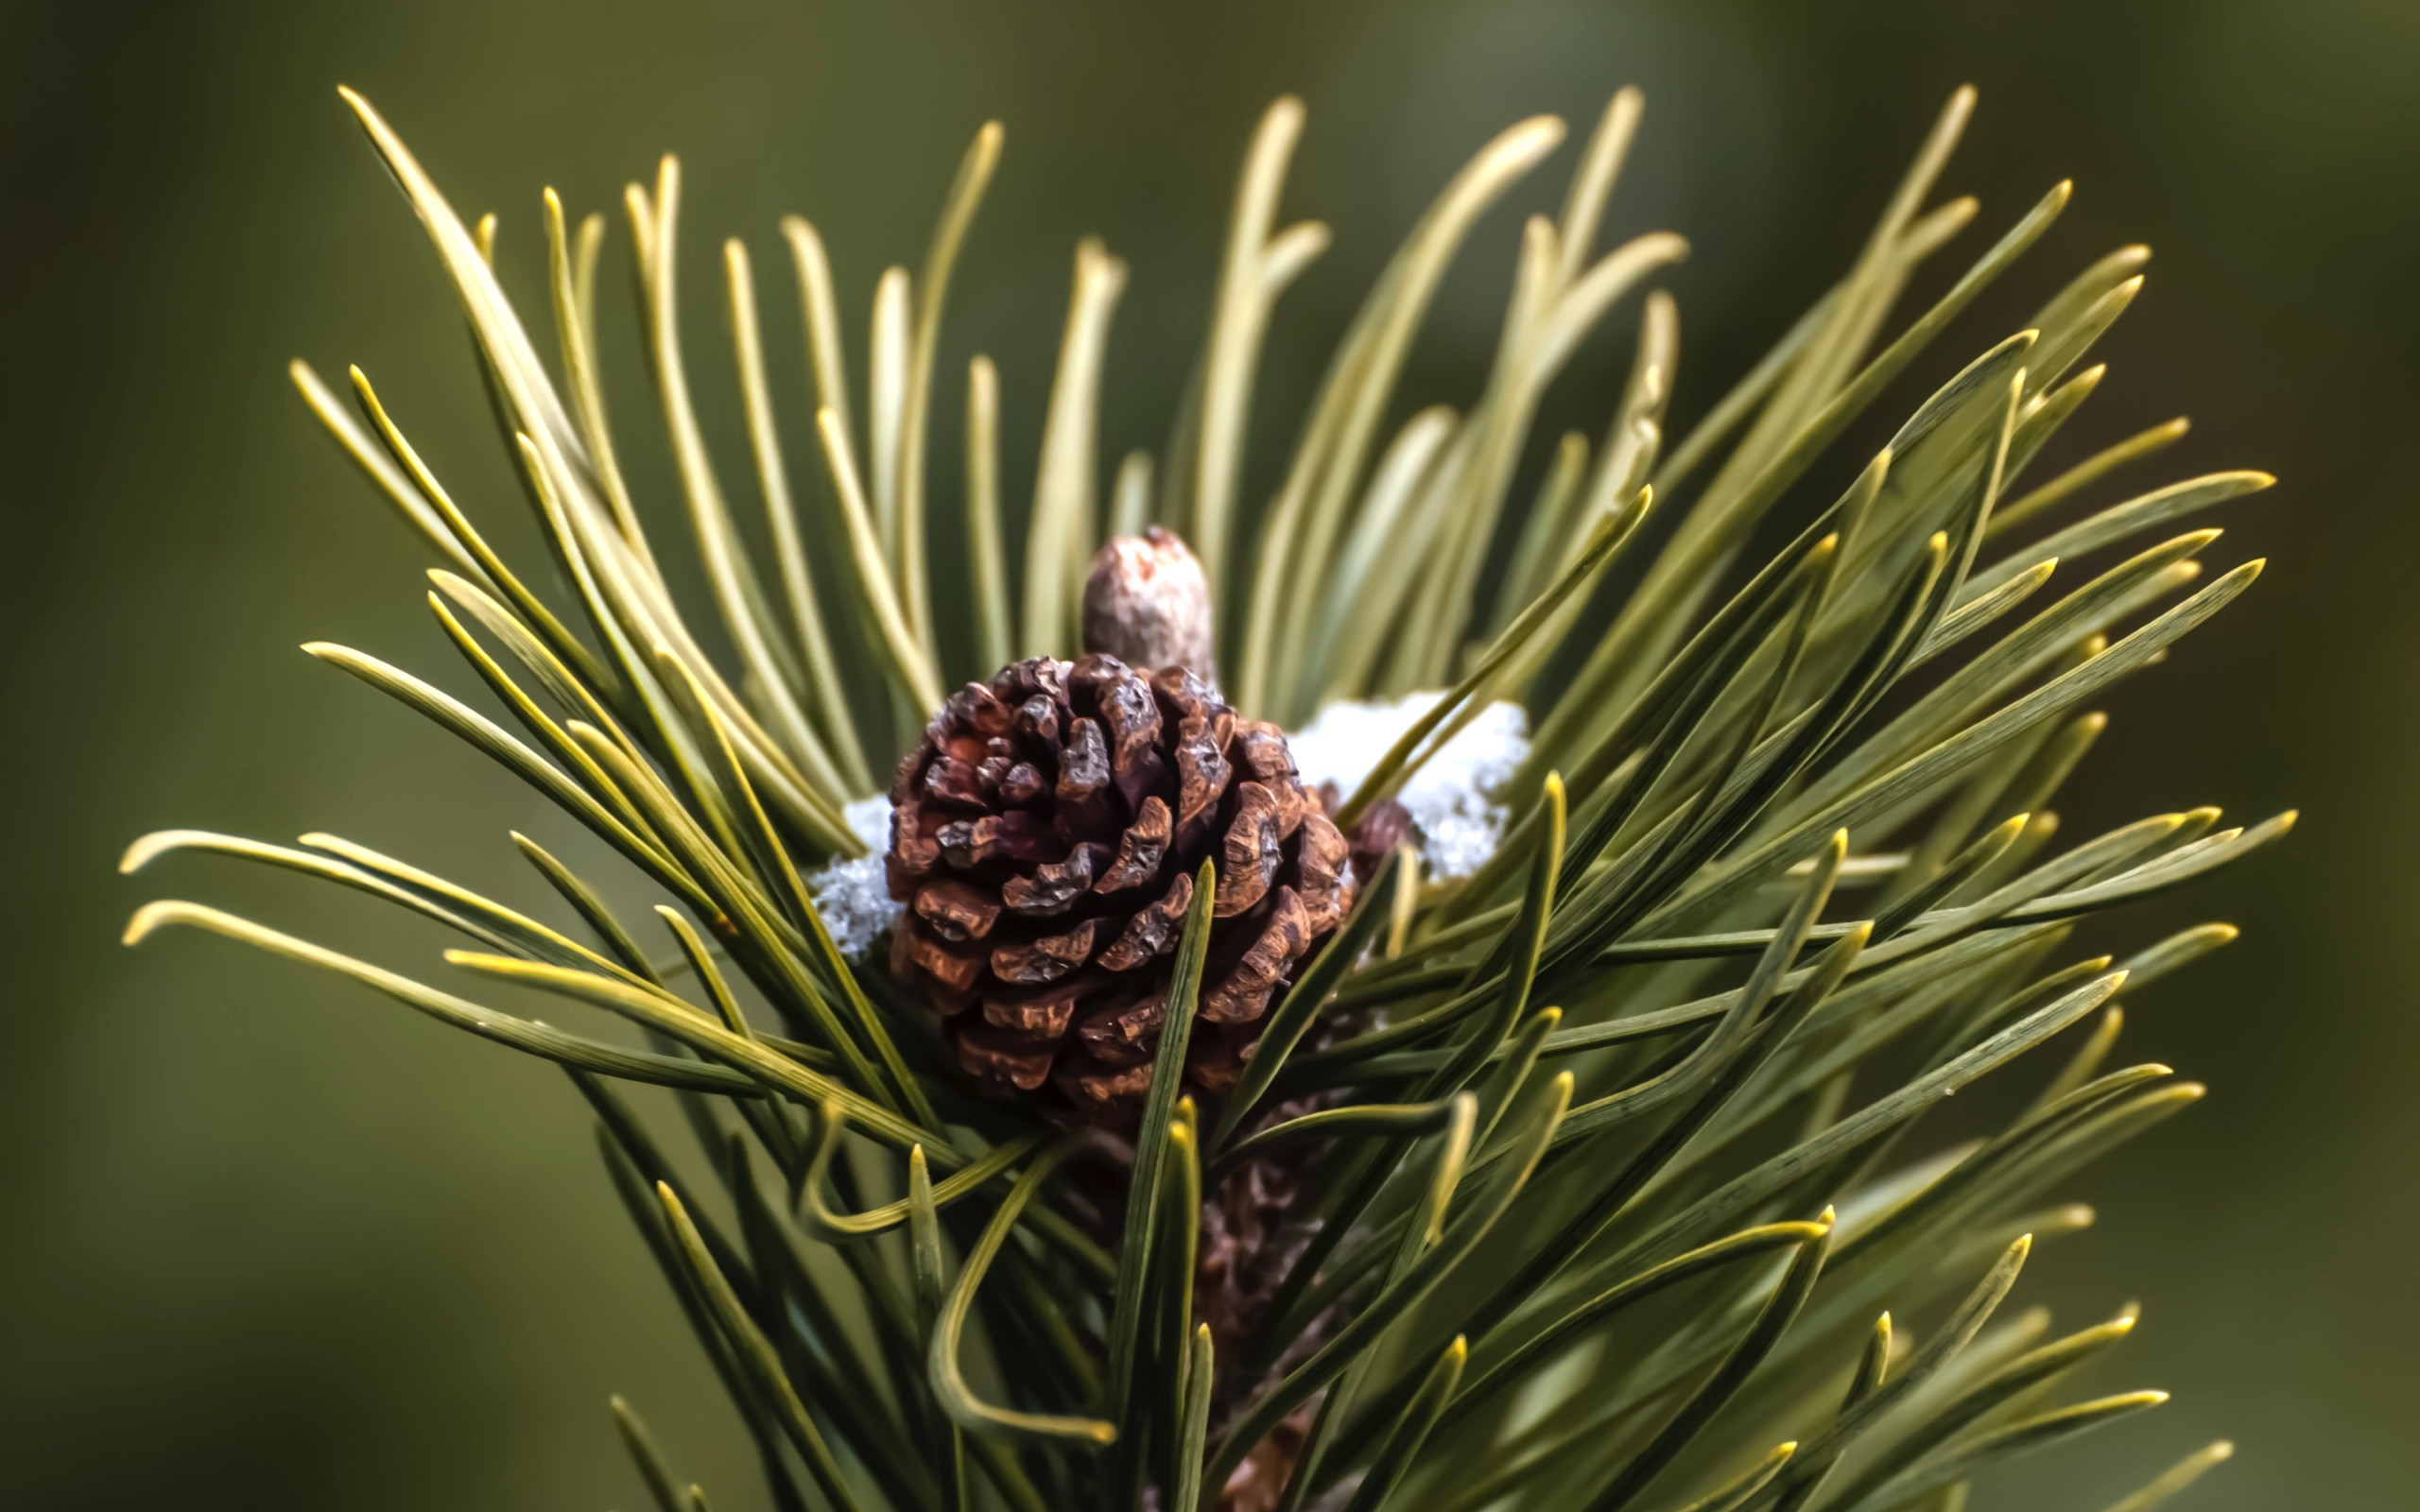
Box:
xmin=1080 ymin=525 xmax=1216 ymax=679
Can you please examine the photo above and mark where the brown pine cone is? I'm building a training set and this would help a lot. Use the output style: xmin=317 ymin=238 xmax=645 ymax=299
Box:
xmin=885 ymin=654 xmax=1356 ymax=1122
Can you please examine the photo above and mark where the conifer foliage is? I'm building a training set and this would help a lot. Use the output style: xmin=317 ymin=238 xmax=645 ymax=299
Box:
xmin=123 ymin=78 xmax=2280 ymax=1512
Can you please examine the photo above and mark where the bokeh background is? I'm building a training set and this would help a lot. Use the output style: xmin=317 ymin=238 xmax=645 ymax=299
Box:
xmin=3 ymin=0 xmax=2412 ymax=1506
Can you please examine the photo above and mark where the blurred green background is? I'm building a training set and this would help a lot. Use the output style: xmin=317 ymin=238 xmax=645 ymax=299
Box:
xmin=3 ymin=0 xmax=2411 ymax=1506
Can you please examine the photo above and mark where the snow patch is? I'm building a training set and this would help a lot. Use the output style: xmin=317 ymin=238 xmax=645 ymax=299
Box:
xmin=806 ymin=794 xmax=903 ymax=962
xmin=1286 ymin=692 xmax=1530 ymax=880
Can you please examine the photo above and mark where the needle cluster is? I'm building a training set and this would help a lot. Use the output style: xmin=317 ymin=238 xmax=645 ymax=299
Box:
xmin=121 ymin=78 xmax=2278 ymax=1512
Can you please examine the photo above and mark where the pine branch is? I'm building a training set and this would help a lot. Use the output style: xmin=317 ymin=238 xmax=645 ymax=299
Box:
xmin=126 ymin=78 xmax=2285 ymax=1512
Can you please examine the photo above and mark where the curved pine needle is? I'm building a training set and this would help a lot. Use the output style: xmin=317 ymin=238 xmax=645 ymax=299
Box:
xmin=1158 ymin=1108 xmax=1204 ymax=1467
xmin=122 ymin=829 xmax=525 ymax=960
xmin=815 ymin=406 xmax=945 ymax=713
xmin=1671 ymin=1442 xmax=1799 ymax=1512
xmin=1333 ymin=1335 xmax=1466 ymax=1512
xmin=288 ymin=358 xmax=485 ymax=579
xmin=2097 ymin=1441 xmax=2234 ymax=1512
xmin=965 ymin=354 xmax=1012 ymax=673
xmin=348 ymin=365 xmax=616 ymax=696
xmin=1190 ymin=95 xmax=1310 ymax=595
xmin=2118 ymin=923 xmax=2238 ymax=991
xmin=1470 ymin=1005 xmax=1562 ymax=1145
xmin=123 ymin=902 xmax=759 ymax=1095
xmin=1586 ymin=1211 xmax=1834 ymax=1512
xmin=1857 ymin=1390 xmax=2169 ymax=1508
xmin=302 ymin=641 xmax=688 ymax=894
xmin=1824 ymin=1311 xmax=2140 ymax=1510
xmin=870 ymin=266 xmax=910 ymax=555
xmin=544 ymin=193 xmax=654 ymax=573
xmin=927 ymin=1135 xmax=1118 ymax=1445
xmin=612 ymin=1397 xmax=686 ymax=1512
xmin=441 ymin=951 xmax=948 ymax=1158
xmin=896 ymin=123 xmax=1004 ymax=653
xmin=796 ymin=1097 xmax=1040 ymax=1242
xmin=1025 ymin=239 xmax=1129 ymax=657
xmin=512 ymin=832 xmax=660 ymax=980
xmin=1202 ymin=1072 xmax=1570 ymax=1498
xmin=780 ymin=215 xmax=856 ymax=441
xmin=625 ymin=162 xmax=849 ymax=804
xmin=654 ymin=1183 xmax=869 ymax=1511
xmin=1988 ymin=417 xmax=2191 ymax=541
xmin=1308 ymin=405 xmax=1461 ymax=702
xmin=723 ymin=238 xmax=865 ymax=791
xmin=1557 ymin=829 xmax=1847 ymax=1144
xmin=304 ymin=830 xmax=645 ymax=979
xmin=1964 ymin=471 xmax=2271 ymax=603
xmin=1206 ymin=1097 xmax=1465 ymax=1188
xmin=1748 ymin=1235 xmax=2036 ymax=1510
xmin=1171 ymin=1326 xmax=1216 ymax=1512
xmin=1439 ymin=1221 xmax=1831 ymax=1437
xmin=1425 ymin=772 xmax=1564 ymax=1097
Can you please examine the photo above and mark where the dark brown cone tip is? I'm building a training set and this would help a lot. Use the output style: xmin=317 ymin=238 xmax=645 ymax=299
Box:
xmin=886 ymin=653 xmax=1355 ymax=1123
xmin=1315 ymin=779 xmax=1415 ymax=885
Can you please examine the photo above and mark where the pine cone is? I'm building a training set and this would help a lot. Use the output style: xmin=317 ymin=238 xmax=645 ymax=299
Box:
xmin=885 ymin=655 xmax=1356 ymax=1121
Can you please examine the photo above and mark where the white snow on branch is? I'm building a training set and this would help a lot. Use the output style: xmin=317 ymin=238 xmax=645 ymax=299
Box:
xmin=807 ymin=795 xmax=903 ymax=962
xmin=1286 ymin=692 xmax=1530 ymax=881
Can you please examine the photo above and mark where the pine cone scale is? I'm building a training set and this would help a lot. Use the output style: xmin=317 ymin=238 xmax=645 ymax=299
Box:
xmin=1097 ymin=797 xmax=1170 ymax=892
xmin=1098 ymin=868 xmax=1192 ymax=971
